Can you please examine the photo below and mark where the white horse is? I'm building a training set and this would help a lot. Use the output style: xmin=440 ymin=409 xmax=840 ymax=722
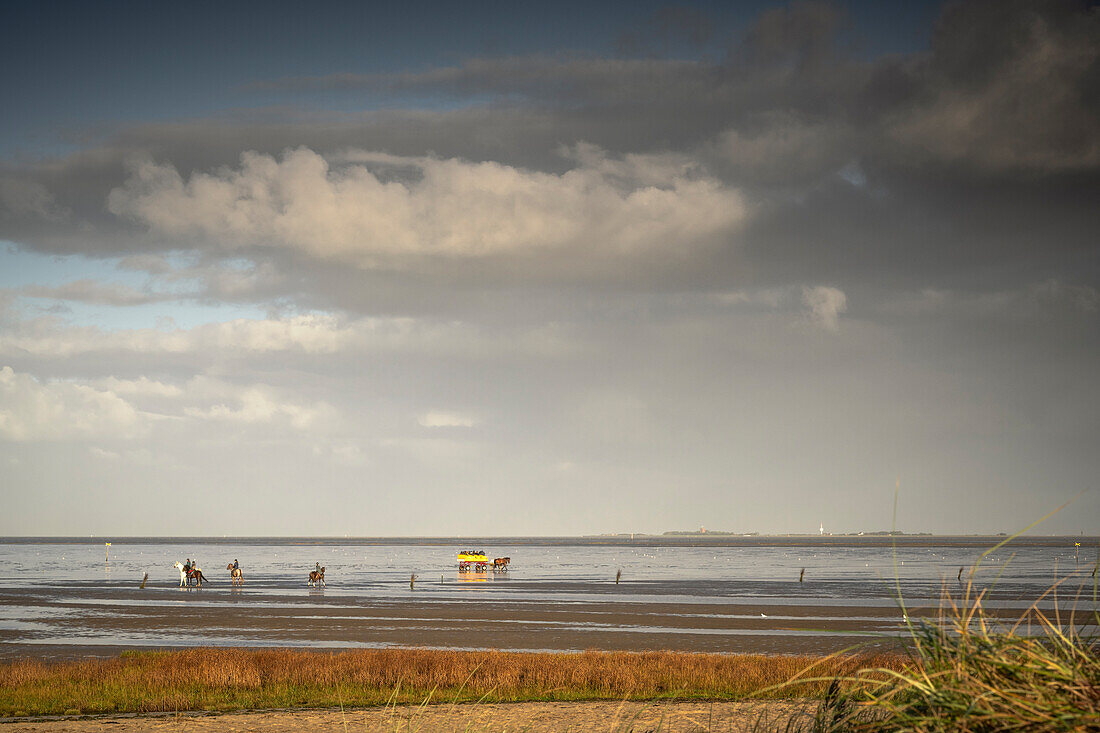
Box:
xmin=174 ymin=561 xmax=188 ymax=587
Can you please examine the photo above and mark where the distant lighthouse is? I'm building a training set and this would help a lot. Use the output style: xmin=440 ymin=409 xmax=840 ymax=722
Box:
xmin=819 ymin=522 xmax=824 ymax=536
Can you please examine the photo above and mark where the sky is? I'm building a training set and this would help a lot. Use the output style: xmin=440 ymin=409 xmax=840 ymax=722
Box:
xmin=1 ymin=0 xmax=1097 ymax=537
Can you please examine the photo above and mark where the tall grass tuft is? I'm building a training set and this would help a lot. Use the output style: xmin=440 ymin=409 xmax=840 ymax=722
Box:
xmin=808 ymin=581 xmax=1099 ymax=730
xmin=799 ymin=516 xmax=1100 ymax=732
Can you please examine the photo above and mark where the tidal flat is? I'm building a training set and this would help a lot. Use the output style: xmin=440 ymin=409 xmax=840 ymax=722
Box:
xmin=1 ymin=537 xmax=1088 ymax=659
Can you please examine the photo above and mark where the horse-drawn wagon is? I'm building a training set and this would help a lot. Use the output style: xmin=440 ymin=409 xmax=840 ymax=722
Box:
xmin=457 ymin=551 xmax=510 ymax=572
xmin=457 ymin=551 xmax=488 ymax=572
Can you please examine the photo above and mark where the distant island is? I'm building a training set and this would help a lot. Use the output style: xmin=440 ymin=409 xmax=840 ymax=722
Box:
xmin=663 ymin=529 xmax=939 ymax=537
xmin=663 ymin=530 xmax=757 ymax=536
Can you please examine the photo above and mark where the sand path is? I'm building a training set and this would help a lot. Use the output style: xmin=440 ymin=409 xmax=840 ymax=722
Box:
xmin=4 ymin=700 xmax=819 ymax=732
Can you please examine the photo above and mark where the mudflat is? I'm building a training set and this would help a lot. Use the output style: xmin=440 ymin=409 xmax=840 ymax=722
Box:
xmin=3 ymin=700 xmax=819 ymax=732
xmin=0 ymin=587 xmax=942 ymax=660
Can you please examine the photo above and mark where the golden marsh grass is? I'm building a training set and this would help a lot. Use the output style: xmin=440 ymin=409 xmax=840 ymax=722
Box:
xmin=0 ymin=648 xmax=903 ymax=717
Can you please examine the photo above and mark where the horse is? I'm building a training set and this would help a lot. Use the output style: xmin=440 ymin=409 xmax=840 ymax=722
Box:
xmin=308 ymin=567 xmax=325 ymax=587
xmin=492 ymin=557 xmax=511 ymax=571
xmin=174 ymin=562 xmax=208 ymax=587
xmin=227 ymin=563 xmax=243 ymax=585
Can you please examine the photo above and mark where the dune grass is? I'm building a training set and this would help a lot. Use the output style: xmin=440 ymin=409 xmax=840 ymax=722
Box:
xmin=0 ymin=647 xmax=902 ymax=717
xmin=800 ymin=580 xmax=1100 ymax=731
xmin=775 ymin=509 xmax=1100 ymax=733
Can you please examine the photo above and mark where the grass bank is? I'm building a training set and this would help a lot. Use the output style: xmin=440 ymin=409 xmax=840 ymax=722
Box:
xmin=0 ymin=648 xmax=901 ymax=717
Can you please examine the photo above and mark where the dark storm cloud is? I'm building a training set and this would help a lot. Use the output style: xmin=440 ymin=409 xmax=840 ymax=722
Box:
xmin=873 ymin=0 xmax=1100 ymax=173
xmin=0 ymin=0 xmax=1096 ymax=303
xmin=246 ymin=0 xmax=1098 ymax=179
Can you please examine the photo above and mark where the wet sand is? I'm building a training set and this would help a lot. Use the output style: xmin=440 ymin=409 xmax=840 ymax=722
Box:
xmin=2 ymin=700 xmax=820 ymax=732
xmin=0 ymin=583 xmax=949 ymax=660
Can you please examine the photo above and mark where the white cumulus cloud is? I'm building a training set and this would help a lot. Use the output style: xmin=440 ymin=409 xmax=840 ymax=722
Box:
xmin=93 ymin=376 xmax=183 ymax=397
xmin=802 ymin=286 xmax=847 ymax=331
xmin=0 ymin=366 xmax=142 ymax=441
xmin=107 ymin=146 xmax=747 ymax=269
xmin=418 ymin=410 xmax=476 ymax=428
xmin=183 ymin=386 xmax=331 ymax=430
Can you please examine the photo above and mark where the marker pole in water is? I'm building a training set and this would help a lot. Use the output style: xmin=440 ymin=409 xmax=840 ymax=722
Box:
xmin=105 ymin=542 xmax=111 ymax=564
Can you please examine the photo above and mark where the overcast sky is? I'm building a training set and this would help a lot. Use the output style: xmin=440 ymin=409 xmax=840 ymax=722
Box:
xmin=1 ymin=0 xmax=1097 ymax=536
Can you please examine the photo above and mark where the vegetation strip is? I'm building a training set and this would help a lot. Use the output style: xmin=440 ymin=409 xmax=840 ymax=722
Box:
xmin=0 ymin=648 xmax=900 ymax=717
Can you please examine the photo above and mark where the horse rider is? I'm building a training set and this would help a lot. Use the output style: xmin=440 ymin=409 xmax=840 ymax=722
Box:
xmin=184 ymin=558 xmax=192 ymax=574
xmin=232 ymin=559 xmax=239 ymax=571
xmin=315 ymin=561 xmax=321 ymax=575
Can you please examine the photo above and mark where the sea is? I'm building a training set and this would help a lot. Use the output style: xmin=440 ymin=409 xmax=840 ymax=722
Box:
xmin=0 ymin=537 xmax=1094 ymax=659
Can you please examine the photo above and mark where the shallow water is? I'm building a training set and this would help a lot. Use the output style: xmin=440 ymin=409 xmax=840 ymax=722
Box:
xmin=0 ymin=539 xmax=1095 ymax=658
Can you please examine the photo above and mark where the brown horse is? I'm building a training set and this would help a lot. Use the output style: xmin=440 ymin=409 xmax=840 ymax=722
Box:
xmin=227 ymin=564 xmax=243 ymax=585
xmin=308 ymin=567 xmax=325 ymax=587
xmin=492 ymin=557 xmax=511 ymax=571
xmin=174 ymin=562 xmax=208 ymax=587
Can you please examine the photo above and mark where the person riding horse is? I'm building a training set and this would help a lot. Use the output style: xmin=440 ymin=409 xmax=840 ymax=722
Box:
xmin=175 ymin=561 xmax=207 ymax=587
xmin=227 ymin=559 xmax=243 ymax=585
xmin=184 ymin=558 xmax=203 ymax=584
